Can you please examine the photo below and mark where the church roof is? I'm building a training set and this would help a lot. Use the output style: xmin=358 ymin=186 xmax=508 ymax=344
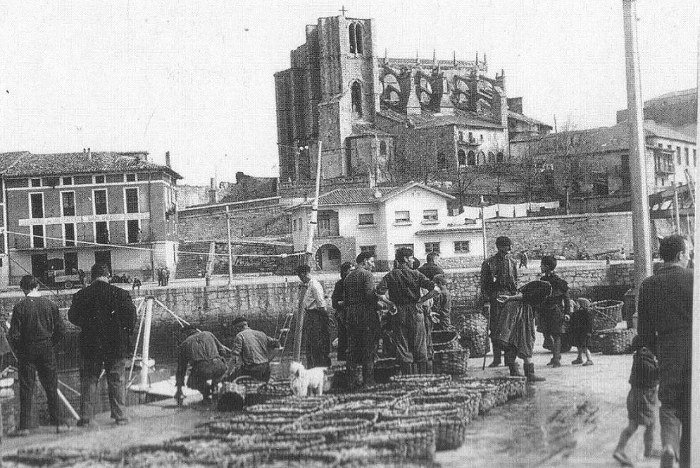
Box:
xmin=508 ymin=110 xmax=552 ymax=129
xmin=376 ymin=109 xmax=503 ymax=130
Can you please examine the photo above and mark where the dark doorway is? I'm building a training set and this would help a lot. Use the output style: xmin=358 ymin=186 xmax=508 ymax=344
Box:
xmin=31 ymin=254 xmax=48 ymax=282
xmin=64 ymin=252 xmax=79 ymax=274
xmin=94 ymin=251 xmax=112 ymax=273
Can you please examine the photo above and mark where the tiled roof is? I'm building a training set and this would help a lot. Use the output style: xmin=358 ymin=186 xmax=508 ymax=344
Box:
xmin=0 ymin=151 xmax=182 ymax=179
xmin=377 ymin=109 xmax=503 ymax=130
xmin=511 ymin=121 xmax=694 ymax=152
xmin=646 ymin=88 xmax=696 ymax=102
xmin=508 ymin=110 xmax=552 ymax=129
xmin=294 ymin=182 xmax=454 ymax=208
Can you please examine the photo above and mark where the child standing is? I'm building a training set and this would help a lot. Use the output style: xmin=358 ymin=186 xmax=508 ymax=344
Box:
xmin=431 ymin=274 xmax=452 ymax=330
xmin=537 ymin=256 xmax=570 ymax=367
xmin=569 ymin=298 xmax=594 ymax=366
xmin=613 ymin=335 xmax=661 ymax=466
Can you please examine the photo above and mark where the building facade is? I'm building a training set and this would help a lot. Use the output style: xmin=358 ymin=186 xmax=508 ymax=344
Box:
xmin=0 ymin=150 xmax=181 ymax=286
xmin=275 ymin=12 xmax=550 ymax=200
xmin=289 ymin=182 xmax=485 ymax=270
xmin=509 ymin=120 xmax=696 ymax=213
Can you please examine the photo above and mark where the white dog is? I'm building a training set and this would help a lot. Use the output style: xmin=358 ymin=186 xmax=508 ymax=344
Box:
xmin=289 ymin=361 xmax=326 ymax=397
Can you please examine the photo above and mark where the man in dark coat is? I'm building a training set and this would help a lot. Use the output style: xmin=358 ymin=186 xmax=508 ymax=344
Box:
xmin=68 ymin=263 xmax=136 ymax=426
xmin=376 ymin=247 xmax=439 ymax=375
xmin=331 ymin=262 xmax=353 ymax=361
xmin=343 ymin=252 xmax=379 ymax=387
xmin=175 ymin=325 xmax=228 ymax=402
xmin=637 ymin=235 xmax=693 ymax=468
xmin=480 ymin=236 xmax=518 ymax=368
xmin=8 ymin=275 xmax=67 ymax=435
xmin=537 ymin=255 xmax=571 ymax=368
xmin=226 ymin=316 xmax=279 ymax=382
xmin=418 ymin=252 xmax=444 ymax=280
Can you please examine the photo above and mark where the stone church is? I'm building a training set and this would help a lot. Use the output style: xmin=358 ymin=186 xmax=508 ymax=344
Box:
xmin=275 ymin=11 xmax=551 ymax=202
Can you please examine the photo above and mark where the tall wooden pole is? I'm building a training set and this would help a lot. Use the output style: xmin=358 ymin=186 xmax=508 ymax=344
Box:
xmin=480 ymin=196 xmax=488 ymax=260
xmin=226 ymin=206 xmax=233 ymax=285
xmin=294 ymin=141 xmax=323 ymax=362
xmin=690 ymin=22 xmax=700 ymax=468
xmin=622 ymin=0 xmax=653 ymax=288
xmin=140 ymin=297 xmax=154 ymax=389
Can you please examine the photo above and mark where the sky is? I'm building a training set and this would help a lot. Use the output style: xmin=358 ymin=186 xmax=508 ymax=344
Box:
xmin=0 ymin=1 xmax=697 ymax=185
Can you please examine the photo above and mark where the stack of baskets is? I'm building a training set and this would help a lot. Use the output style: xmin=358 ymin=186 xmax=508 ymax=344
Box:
xmin=592 ymin=328 xmax=637 ymax=355
xmin=455 ymin=310 xmax=489 ymax=358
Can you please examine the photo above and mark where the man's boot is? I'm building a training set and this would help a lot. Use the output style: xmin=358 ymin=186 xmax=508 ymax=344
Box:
xmin=488 ymin=340 xmax=502 ymax=368
xmin=524 ymin=363 xmax=545 ymax=382
xmin=362 ymin=363 xmax=376 ymax=387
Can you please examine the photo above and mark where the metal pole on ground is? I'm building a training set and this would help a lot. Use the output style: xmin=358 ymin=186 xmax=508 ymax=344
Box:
xmin=621 ymin=0 xmax=653 ymax=288
xmin=140 ymin=297 xmax=154 ymax=390
xmin=480 ymin=196 xmax=489 ymax=371
xmin=226 ymin=206 xmax=233 ymax=286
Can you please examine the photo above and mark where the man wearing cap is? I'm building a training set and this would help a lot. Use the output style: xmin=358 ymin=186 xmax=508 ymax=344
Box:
xmin=175 ymin=326 xmax=228 ymax=403
xmin=480 ymin=236 xmax=518 ymax=368
xmin=226 ymin=317 xmax=279 ymax=382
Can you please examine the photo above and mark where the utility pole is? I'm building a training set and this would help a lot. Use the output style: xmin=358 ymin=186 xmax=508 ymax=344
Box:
xmin=226 ymin=206 xmax=233 ymax=285
xmin=622 ymin=0 xmax=652 ymax=288
xmin=480 ymin=195 xmax=488 ymax=260
xmin=294 ymin=140 xmax=323 ymax=362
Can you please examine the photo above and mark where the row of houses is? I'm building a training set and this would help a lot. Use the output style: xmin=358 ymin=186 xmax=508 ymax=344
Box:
xmin=0 ymin=150 xmax=180 ymax=287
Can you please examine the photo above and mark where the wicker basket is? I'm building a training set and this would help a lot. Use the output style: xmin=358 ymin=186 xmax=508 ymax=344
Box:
xmin=204 ymin=414 xmax=296 ymax=436
xmin=459 ymin=376 xmax=527 ymax=404
xmin=433 ymin=348 xmax=470 ymax=375
xmin=339 ymin=429 xmax=436 ymax=461
xmin=591 ymin=300 xmax=624 ymax=331
xmin=257 ymin=380 xmax=293 ymax=400
xmin=448 ymin=381 xmax=498 ymax=414
xmin=398 ymin=393 xmax=480 ymax=422
xmin=456 ymin=312 xmax=489 ymax=358
xmin=283 ymin=417 xmax=375 ymax=443
xmin=389 ymin=373 xmax=451 ymax=388
xmin=217 ymin=381 xmax=246 ymax=411
xmin=598 ymin=328 xmax=637 ymax=355
xmin=375 ymin=411 xmax=466 ymax=451
xmin=432 ymin=330 xmax=460 ymax=352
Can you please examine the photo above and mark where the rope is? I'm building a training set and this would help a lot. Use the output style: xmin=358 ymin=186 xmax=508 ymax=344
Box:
xmin=6 ymin=229 xmax=306 ymax=258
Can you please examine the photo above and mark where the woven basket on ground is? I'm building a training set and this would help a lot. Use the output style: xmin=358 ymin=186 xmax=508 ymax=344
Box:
xmin=433 ymin=347 xmax=470 ymax=375
xmin=447 ymin=381 xmax=498 ymax=414
xmin=455 ymin=312 xmax=489 ymax=358
xmin=598 ymin=328 xmax=637 ymax=355
xmin=459 ymin=376 xmax=527 ymax=404
xmin=333 ymin=393 xmax=400 ymax=411
xmin=591 ymin=300 xmax=624 ymax=331
xmin=338 ymin=428 xmax=436 ymax=461
xmin=389 ymin=373 xmax=451 ymax=388
xmin=396 ymin=393 xmax=480 ymax=422
xmin=285 ymin=410 xmax=378 ymax=442
xmin=4 ymin=448 xmax=110 ymax=466
xmin=431 ymin=330 xmax=460 ymax=352
xmin=256 ymin=380 xmax=293 ymax=400
xmin=204 ymin=414 xmax=295 ymax=436
xmin=255 ymin=449 xmax=340 ymax=468
xmin=375 ymin=410 xmax=467 ymax=451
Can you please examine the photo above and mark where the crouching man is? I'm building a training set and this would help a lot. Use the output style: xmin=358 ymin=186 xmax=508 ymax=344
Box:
xmin=175 ymin=326 xmax=228 ymax=404
xmin=226 ymin=316 xmax=279 ymax=382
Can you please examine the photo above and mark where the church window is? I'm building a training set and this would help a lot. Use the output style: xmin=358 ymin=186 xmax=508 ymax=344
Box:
xmin=458 ymin=150 xmax=466 ymax=166
xmin=458 ymin=132 xmax=463 ymax=141
xmin=355 ymin=24 xmax=363 ymax=54
xmin=388 ymin=91 xmax=400 ymax=104
xmin=420 ymin=92 xmax=430 ymax=104
xmin=437 ymin=152 xmax=447 ymax=170
xmin=380 ymin=141 xmax=387 ymax=155
xmin=467 ymin=151 xmax=476 ymax=166
xmin=468 ymin=132 xmax=473 ymax=142
xmin=488 ymin=152 xmax=495 ymax=163
xmin=351 ymin=82 xmax=363 ymax=117
xmin=496 ymin=151 xmax=504 ymax=163
xmin=349 ymin=24 xmax=357 ymax=53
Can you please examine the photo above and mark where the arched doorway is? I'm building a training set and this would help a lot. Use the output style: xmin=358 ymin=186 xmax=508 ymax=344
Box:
xmin=315 ymin=244 xmax=342 ymax=271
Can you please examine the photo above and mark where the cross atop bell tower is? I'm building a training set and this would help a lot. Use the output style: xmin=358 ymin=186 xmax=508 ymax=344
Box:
xmin=339 ymin=5 xmax=347 ymax=17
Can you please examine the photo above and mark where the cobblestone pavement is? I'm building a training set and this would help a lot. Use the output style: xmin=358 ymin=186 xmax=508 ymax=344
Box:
xmin=1 ymin=336 xmax=657 ymax=468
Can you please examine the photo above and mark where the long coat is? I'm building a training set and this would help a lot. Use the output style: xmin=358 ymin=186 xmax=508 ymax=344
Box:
xmin=68 ymin=280 xmax=137 ymax=360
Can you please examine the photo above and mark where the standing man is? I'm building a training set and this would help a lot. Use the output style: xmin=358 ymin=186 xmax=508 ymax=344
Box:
xmin=418 ymin=252 xmax=444 ymax=280
xmin=68 ymin=263 xmax=136 ymax=427
xmin=480 ymin=236 xmax=518 ymax=368
xmin=163 ymin=266 xmax=170 ymax=286
xmin=637 ymin=235 xmax=693 ymax=468
xmin=343 ymin=252 xmax=379 ymax=387
xmin=376 ymin=247 xmax=439 ymax=375
xmin=175 ymin=325 xmax=228 ymax=403
xmin=297 ymin=265 xmax=331 ymax=368
xmin=8 ymin=275 xmax=67 ymax=435
xmin=226 ymin=316 xmax=279 ymax=382
xmin=331 ymin=262 xmax=353 ymax=362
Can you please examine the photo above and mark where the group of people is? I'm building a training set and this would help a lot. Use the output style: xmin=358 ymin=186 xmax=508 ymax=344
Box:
xmin=298 ymin=248 xmax=453 ymax=388
xmin=156 ymin=266 xmax=170 ymax=286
